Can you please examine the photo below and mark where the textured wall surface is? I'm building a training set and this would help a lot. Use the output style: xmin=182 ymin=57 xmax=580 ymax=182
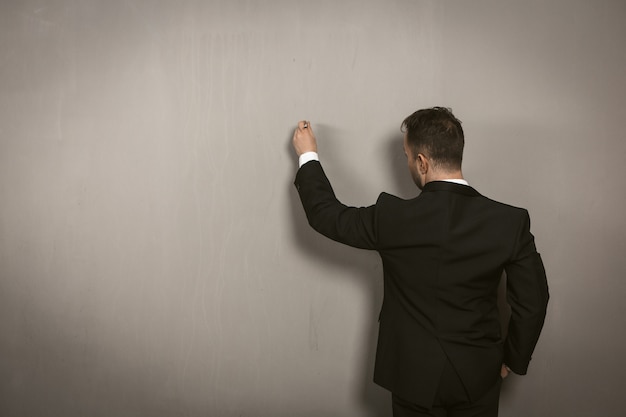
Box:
xmin=1 ymin=1 xmax=625 ymax=416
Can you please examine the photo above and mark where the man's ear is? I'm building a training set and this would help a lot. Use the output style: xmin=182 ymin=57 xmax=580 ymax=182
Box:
xmin=417 ymin=154 xmax=429 ymax=174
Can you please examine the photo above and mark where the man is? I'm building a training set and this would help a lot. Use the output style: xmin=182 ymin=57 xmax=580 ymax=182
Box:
xmin=291 ymin=107 xmax=549 ymax=417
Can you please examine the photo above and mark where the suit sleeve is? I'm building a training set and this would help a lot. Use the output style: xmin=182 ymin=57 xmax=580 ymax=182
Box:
xmin=294 ymin=161 xmax=378 ymax=250
xmin=503 ymin=210 xmax=549 ymax=374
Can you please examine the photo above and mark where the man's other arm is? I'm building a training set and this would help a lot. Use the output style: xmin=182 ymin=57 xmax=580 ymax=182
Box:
xmin=503 ymin=210 xmax=549 ymax=374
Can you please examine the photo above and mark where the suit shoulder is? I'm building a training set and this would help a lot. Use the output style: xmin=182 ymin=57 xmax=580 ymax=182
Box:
xmin=479 ymin=193 xmax=528 ymax=212
xmin=376 ymin=192 xmax=417 ymax=206
xmin=478 ymin=195 xmax=530 ymax=223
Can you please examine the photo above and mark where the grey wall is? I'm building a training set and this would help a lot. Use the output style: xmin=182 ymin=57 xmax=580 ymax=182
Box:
xmin=1 ymin=1 xmax=625 ymax=416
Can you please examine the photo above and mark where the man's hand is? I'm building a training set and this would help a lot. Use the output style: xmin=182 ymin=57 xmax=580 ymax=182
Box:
xmin=292 ymin=120 xmax=317 ymax=156
xmin=501 ymin=364 xmax=511 ymax=379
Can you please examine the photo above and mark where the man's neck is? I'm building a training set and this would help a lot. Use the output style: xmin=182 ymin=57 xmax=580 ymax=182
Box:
xmin=425 ymin=170 xmax=464 ymax=184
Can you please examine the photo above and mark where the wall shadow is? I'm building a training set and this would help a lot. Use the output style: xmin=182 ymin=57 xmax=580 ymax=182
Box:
xmin=381 ymin=130 xmax=420 ymax=199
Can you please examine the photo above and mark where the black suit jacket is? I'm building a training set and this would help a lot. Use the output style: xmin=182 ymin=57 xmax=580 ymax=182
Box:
xmin=295 ymin=161 xmax=548 ymax=407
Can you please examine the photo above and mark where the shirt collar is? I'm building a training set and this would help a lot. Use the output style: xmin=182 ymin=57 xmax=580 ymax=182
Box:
xmin=441 ymin=179 xmax=469 ymax=186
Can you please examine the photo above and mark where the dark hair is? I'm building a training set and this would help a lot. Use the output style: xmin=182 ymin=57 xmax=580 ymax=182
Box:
xmin=401 ymin=107 xmax=464 ymax=171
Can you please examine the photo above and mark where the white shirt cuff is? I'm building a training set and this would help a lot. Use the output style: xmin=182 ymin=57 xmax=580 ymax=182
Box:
xmin=298 ymin=152 xmax=319 ymax=168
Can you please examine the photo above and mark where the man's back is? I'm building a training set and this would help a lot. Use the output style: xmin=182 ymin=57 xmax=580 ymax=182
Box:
xmin=295 ymin=161 xmax=548 ymax=407
xmin=373 ymin=181 xmax=546 ymax=406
